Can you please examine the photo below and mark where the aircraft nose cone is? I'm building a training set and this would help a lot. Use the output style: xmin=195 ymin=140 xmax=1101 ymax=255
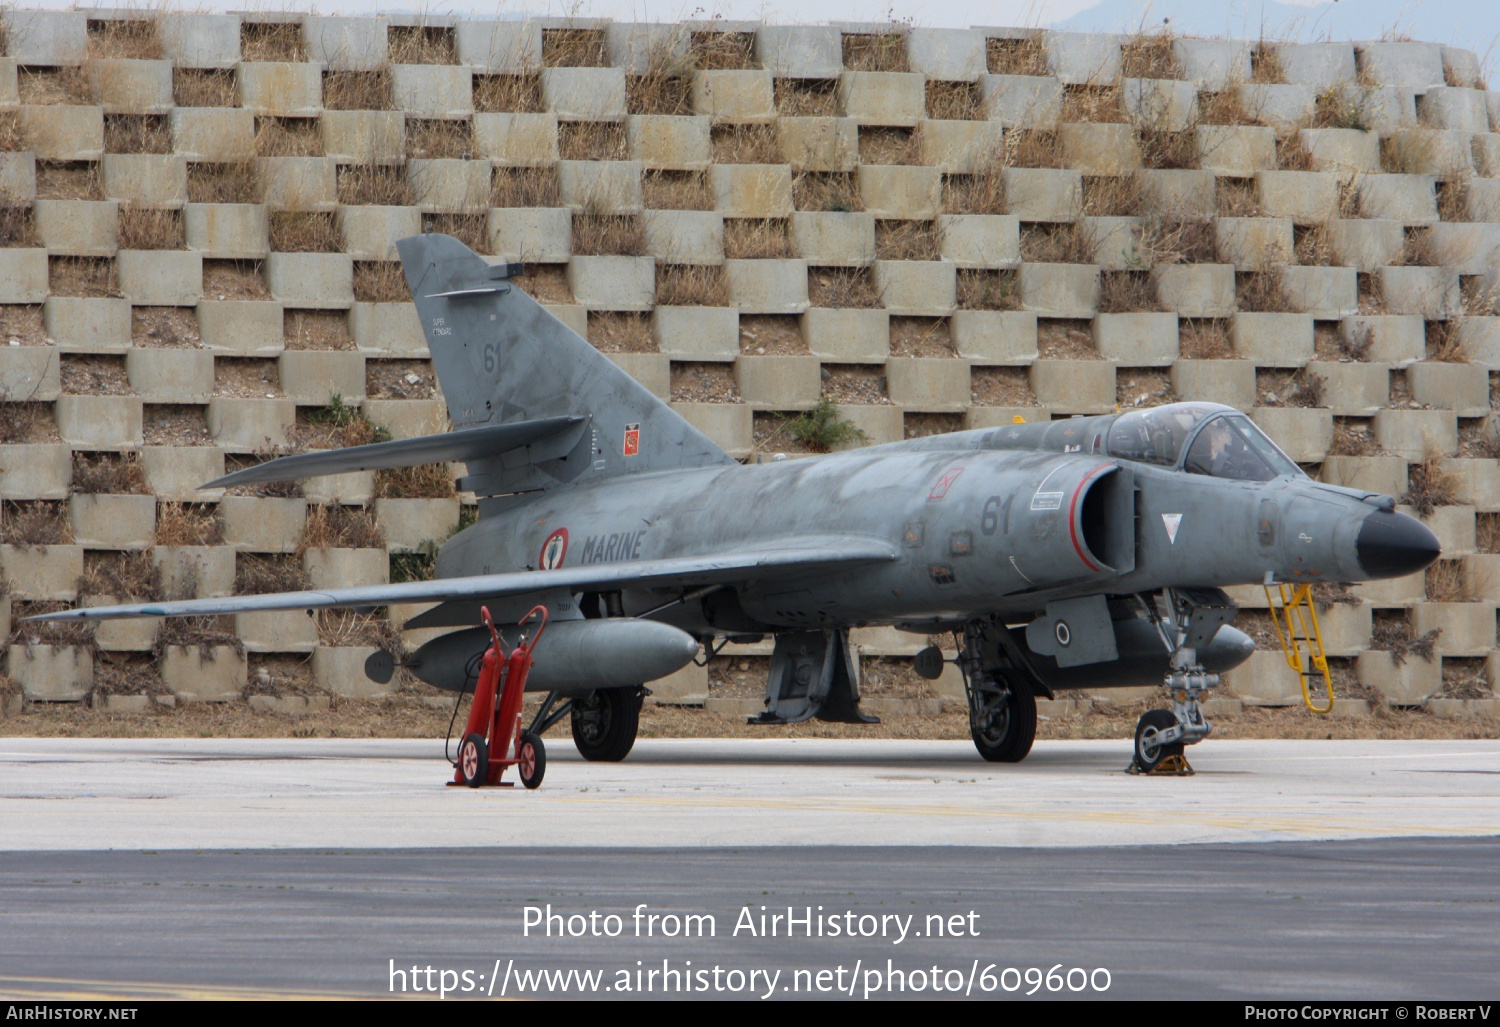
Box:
xmin=1355 ymin=510 xmax=1441 ymax=580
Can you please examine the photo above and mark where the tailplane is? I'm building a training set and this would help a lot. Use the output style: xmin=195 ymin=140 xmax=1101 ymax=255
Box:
xmin=394 ymin=233 xmax=732 ymax=498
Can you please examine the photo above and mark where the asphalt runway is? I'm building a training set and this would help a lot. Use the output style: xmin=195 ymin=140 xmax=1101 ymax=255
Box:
xmin=1 ymin=840 xmax=1497 ymax=1000
xmin=1 ymin=738 xmax=1497 ymax=1000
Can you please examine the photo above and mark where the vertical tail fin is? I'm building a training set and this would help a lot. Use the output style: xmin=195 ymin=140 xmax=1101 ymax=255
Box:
xmin=395 ymin=233 xmax=732 ymax=497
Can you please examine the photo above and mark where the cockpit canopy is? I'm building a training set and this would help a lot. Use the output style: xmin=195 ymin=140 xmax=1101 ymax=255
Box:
xmin=1106 ymin=403 xmax=1301 ymax=482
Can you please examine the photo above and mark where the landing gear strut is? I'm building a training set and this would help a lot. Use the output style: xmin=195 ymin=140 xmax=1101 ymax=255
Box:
xmin=1129 ymin=588 xmax=1235 ymax=775
xmin=959 ymin=622 xmax=1037 ymax=763
xmin=570 ymin=686 xmax=643 ymax=762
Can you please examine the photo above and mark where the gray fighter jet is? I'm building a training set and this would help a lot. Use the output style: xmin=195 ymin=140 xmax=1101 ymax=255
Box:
xmin=31 ymin=234 xmax=1441 ymax=769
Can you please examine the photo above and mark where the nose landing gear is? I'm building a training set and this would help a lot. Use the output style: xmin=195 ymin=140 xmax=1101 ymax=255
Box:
xmin=1128 ymin=588 xmax=1235 ymax=776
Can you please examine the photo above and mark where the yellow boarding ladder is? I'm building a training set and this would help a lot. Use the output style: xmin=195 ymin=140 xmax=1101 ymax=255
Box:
xmin=1263 ymin=583 xmax=1335 ymax=714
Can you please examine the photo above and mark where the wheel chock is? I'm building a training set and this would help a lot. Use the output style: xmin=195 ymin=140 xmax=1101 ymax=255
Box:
xmin=1125 ymin=753 xmax=1195 ymax=776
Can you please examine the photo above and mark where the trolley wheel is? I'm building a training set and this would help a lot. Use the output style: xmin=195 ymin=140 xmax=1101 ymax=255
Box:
xmin=1134 ymin=709 xmax=1184 ymax=772
xmin=517 ymin=732 xmax=546 ymax=790
xmin=458 ymin=732 xmax=489 ymax=788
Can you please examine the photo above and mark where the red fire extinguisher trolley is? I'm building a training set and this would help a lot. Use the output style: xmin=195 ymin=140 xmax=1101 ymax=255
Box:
xmin=451 ymin=604 xmax=548 ymax=789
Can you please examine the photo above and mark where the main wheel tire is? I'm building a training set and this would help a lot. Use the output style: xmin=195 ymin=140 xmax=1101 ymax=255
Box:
xmin=970 ymin=685 xmax=1037 ymax=764
xmin=517 ymin=732 xmax=546 ymax=789
xmin=458 ymin=732 xmax=488 ymax=788
xmin=570 ymin=687 xmax=642 ymax=762
xmin=1134 ymin=709 xmax=1184 ymax=772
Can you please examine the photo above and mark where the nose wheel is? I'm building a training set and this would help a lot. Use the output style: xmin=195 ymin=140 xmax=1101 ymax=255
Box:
xmin=1131 ymin=709 xmax=1190 ymax=774
xmin=1127 ymin=588 xmax=1234 ymax=776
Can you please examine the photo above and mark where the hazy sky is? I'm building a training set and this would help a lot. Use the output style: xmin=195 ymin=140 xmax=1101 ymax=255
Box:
xmin=14 ymin=0 xmax=1496 ymax=51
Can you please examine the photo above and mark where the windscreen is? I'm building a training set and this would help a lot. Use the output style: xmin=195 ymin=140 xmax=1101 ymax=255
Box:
xmin=1183 ymin=415 xmax=1300 ymax=482
xmin=1105 ymin=404 xmax=1224 ymax=467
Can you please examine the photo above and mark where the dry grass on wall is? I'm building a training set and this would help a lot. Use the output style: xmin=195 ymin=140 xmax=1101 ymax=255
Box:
xmin=842 ymin=32 xmax=910 ymax=73
xmin=542 ymin=28 xmax=609 ymax=68
xmin=1236 ymin=266 xmax=1289 ymax=312
xmin=298 ymin=504 xmax=387 ymax=552
xmin=49 ymin=257 xmax=119 ymax=298
xmin=775 ymin=80 xmax=839 ymax=117
xmin=1 ymin=205 xmax=41 ymax=248
xmin=323 ymin=69 xmax=394 ymax=112
xmin=1062 ymin=84 xmax=1127 ymax=124
xmin=723 ymin=218 xmax=794 ymax=259
xmin=17 ymin=66 xmax=94 ymax=105
xmin=1003 ymin=129 xmax=1065 ymax=169
xmin=0 ymin=110 xmax=24 ymax=152
xmin=1019 ymin=222 xmax=1096 ymax=264
xmin=926 ymin=81 xmax=984 ymax=121
xmin=1081 ymin=173 xmax=1143 ymax=217
xmin=352 ymin=261 xmax=411 ymax=303
xmin=1097 ymin=271 xmax=1159 ymax=314
xmin=474 ymin=73 xmax=544 ymax=114
xmin=406 ymin=118 xmax=475 ymax=160
xmin=654 ymin=264 xmax=730 ymax=307
xmin=255 ymin=117 xmax=323 ymax=158
xmin=643 ymin=171 xmax=714 ymax=211
xmin=627 ymin=32 xmax=695 ymax=116
xmin=711 ymin=124 xmax=782 ymax=165
xmin=690 ymin=30 xmax=757 ymax=70
xmin=1120 ymin=31 xmax=1182 ymax=79
xmin=388 ymin=25 xmax=458 ymax=66
xmin=957 ymin=269 xmax=1021 ymax=311
xmin=70 ymin=452 xmax=148 ymax=495
xmin=268 ymin=212 xmax=341 ymax=253
xmin=86 ymin=16 xmax=163 ymax=60
xmin=422 ymin=213 xmax=491 ymax=254
xmin=858 ymin=127 xmax=921 ymax=165
xmin=173 ymin=69 xmax=238 ymax=108
xmin=1250 ymin=45 xmax=1287 ymax=84
xmin=941 ymin=167 xmax=1007 ymax=216
xmin=105 ymin=114 xmax=172 ymax=155
xmin=78 ymin=551 xmax=161 ymax=603
xmin=1275 ymin=134 xmax=1316 ymax=171
xmin=1178 ymin=319 xmax=1234 ymax=358
xmin=491 ymin=166 xmax=560 ymax=208
xmin=35 ymin=161 xmax=104 ymax=201
xmin=808 ymin=266 xmax=882 ymax=309
xmin=1 ymin=501 xmax=75 ymax=546
xmin=571 ymin=214 xmax=644 ymax=256
xmin=1294 ymin=223 xmax=1334 ymax=266
xmin=187 ymin=161 xmax=262 ymax=205
xmin=588 ymin=312 xmax=656 ymax=353
xmin=1402 ymin=456 xmax=1459 ymax=517
xmin=558 ymin=120 xmax=629 ymax=161
xmin=204 ymin=259 xmax=271 ymax=300
xmin=337 ymin=163 xmax=414 ymax=207
xmin=986 ymin=36 xmax=1049 ymax=76
xmin=792 ymin=171 xmax=864 ymax=213
xmin=241 ymin=21 xmax=306 ymax=63
xmin=874 ymin=219 xmax=940 ymax=261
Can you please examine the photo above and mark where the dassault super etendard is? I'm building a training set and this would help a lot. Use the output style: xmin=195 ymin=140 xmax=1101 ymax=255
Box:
xmin=30 ymin=234 xmax=1441 ymax=769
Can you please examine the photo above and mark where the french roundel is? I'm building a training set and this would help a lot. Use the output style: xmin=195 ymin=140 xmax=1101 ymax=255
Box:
xmin=539 ymin=528 xmax=569 ymax=570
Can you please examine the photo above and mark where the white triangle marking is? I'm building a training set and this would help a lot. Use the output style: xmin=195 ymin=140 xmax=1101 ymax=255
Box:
xmin=1162 ymin=513 xmax=1182 ymax=544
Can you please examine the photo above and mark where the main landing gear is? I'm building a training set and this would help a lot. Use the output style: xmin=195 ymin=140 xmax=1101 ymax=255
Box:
xmin=516 ymin=686 xmax=644 ymax=763
xmin=569 ymin=685 xmax=644 ymax=762
xmin=1128 ymin=588 xmax=1235 ymax=775
xmin=957 ymin=622 xmax=1038 ymax=763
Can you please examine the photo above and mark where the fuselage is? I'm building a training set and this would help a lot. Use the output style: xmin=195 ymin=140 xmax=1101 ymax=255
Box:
xmin=437 ymin=407 xmax=1437 ymax=638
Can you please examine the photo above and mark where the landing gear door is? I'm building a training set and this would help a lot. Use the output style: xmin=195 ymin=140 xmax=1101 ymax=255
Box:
xmin=750 ymin=630 xmax=879 ymax=725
